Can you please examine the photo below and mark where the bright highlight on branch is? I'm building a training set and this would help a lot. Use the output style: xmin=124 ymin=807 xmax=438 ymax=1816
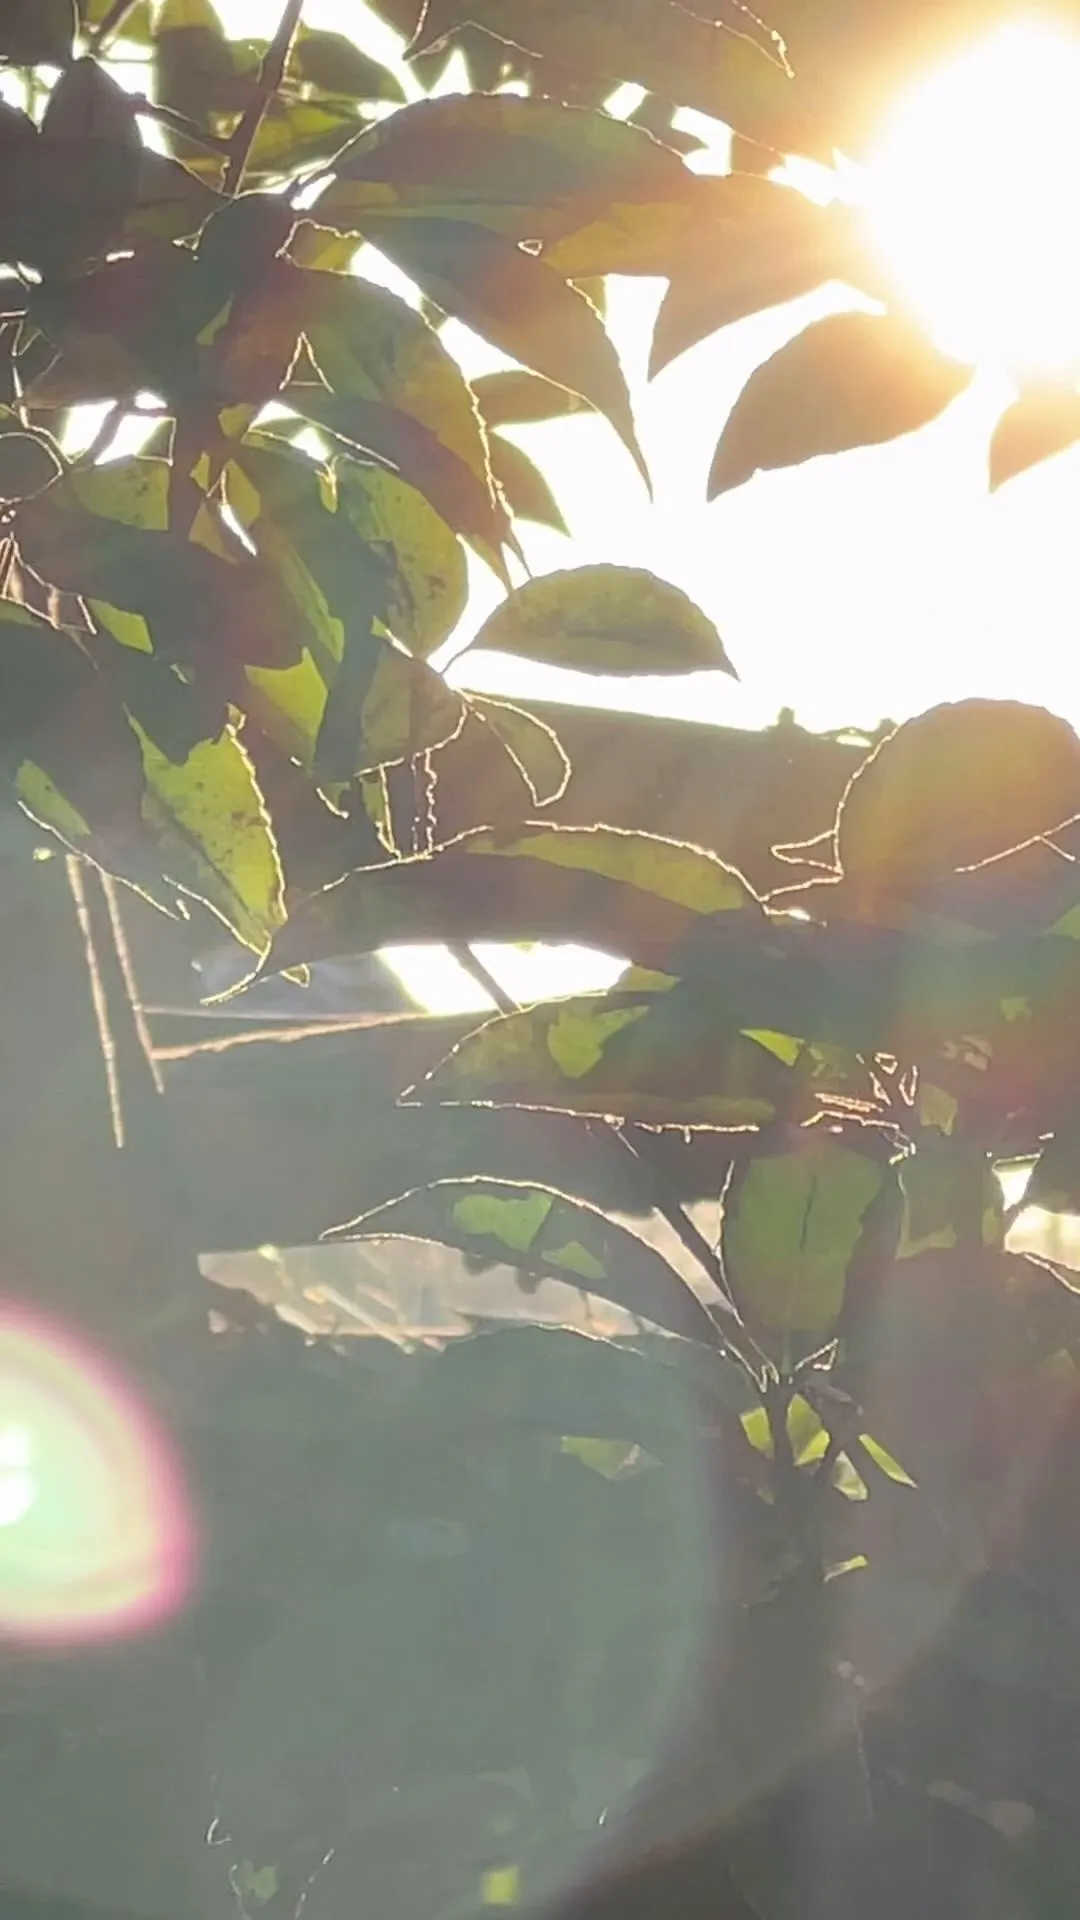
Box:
xmin=866 ymin=23 xmax=1080 ymax=373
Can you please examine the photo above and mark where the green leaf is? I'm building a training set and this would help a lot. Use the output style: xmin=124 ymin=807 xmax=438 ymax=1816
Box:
xmin=408 ymin=982 xmax=811 ymax=1127
xmin=226 ymin=438 xmax=467 ymax=775
xmin=298 ymin=269 xmax=512 ymax=572
xmin=337 ymin=460 xmax=467 ymax=659
xmin=328 ymin=1176 xmax=722 ymax=1345
xmin=317 ymin=90 xmax=697 ymax=241
xmin=462 ymin=564 xmax=736 ymax=677
xmin=989 ymin=384 xmax=1080 ymax=491
xmin=468 ymin=694 xmax=571 ymax=805
xmin=708 ymin=310 xmax=973 ymax=498
xmin=649 ymin=175 xmax=853 ymax=376
xmin=721 ymin=1135 xmax=894 ymax=1348
xmin=473 ymin=369 xmax=593 ymax=429
xmin=359 ymin=216 xmax=648 ymax=483
xmin=313 ymin=623 xmax=466 ymax=783
xmin=488 ymin=433 xmax=568 ymax=534
xmin=132 ymin=718 xmax=284 ymax=953
xmin=299 ymin=389 xmax=513 ymax=582
xmin=293 ymin=27 xmax=406 ymax=102
xmin=270 ymin=820 xmax=761 ymax=974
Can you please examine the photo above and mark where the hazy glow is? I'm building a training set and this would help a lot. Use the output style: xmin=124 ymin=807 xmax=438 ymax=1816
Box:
xmin=0 ymin=1306 xmax=196 ymax=1644
xmin=867 ymin=24 xmax=1080 ymax=371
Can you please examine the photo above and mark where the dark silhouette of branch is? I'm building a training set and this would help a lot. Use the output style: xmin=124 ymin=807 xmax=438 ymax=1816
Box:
xmin=223 ymin=0 xmax=305 ymax=195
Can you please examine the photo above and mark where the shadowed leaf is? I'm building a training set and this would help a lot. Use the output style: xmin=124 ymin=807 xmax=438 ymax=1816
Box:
xmin=708 ymin=310 xmax=972 ymax=498
xmin=362 ymin=216 xmax=648 ymax=483
xmin=488 ymin=433 xmax=569 ymax=533
xmin=328 ymin=1176 xmax=722 ymax=1344
xmin=462 ymin=564 xmax=736 ymax=676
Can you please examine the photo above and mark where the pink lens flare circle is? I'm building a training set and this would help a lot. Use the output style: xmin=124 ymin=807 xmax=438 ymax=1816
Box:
xmin=0 ymin=1303 xmax=196 ymax=1645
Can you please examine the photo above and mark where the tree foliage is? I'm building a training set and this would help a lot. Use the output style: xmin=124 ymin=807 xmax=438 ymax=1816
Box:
xmin=6 ymin=3 xmax=1080 ymax=1920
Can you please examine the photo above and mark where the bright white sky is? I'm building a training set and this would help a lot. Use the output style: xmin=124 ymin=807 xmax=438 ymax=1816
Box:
xmin=209 ymin=0 xmax=1080 ymax=745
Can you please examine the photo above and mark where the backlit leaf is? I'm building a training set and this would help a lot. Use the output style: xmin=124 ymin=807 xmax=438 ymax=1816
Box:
xmin=133 ymin=719 xmax=284 ymax=952
xmin=472 ymin=369 xmax=593 ymax=429
xmin=708 ymin=310 xmax=973 ymax=499
xmin=313 ymin=625 xmax=466 ymax=783
xmin=650 ymin=175 xmax=854 ymax=376
xmin=408 ymin=981 xmax=811 ymax=1127
xmin=270 ymin=821 xmax=761 ymax=972
xmin=989 ymin=384 xmax=1080 ymax=491
xmin=293 ymin=28 xmax=406 ymax=102
xmin=328 ymin=1176 xmax=722 ymax=1344
xmin=835 ymin=701 xmax=1080 ymax=915
xmin=721 ymin=1134 xmax=893 ymax=1348
xmin=337 ymin=461 xmax=468 ymax=659
xmin=317 ymin=90 xmax=697 ymax=241
xmin=462 ymin=564 xmax=736 ymax=677
xmin=407 ymin=2 xmax=820 ymax=157
xmin=468 ymin=695 xmax=571 ymax=806
xmin=359 ymin=216 xmax=648 ymax=483
xmin=298 ymin=269 xmax=511 ymax=571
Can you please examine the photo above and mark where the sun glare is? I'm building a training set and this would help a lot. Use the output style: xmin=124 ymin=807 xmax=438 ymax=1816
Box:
xmin=866 ymin=23 xmax=1080 ymax=373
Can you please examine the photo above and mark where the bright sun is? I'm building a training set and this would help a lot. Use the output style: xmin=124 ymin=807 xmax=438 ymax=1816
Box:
xmin=866 ymin=22 xmax=1080 ymax=373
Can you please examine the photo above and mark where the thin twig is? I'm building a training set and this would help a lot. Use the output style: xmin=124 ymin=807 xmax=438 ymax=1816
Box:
xmin=129 ymin=95 xmax=233 ymax=155
xmin=446 ymin=938 xmax=770 ymax=1380
xmin=223 ymin=0 xmax=305 ymax=196
xmin=88 ymin=0 xmax=138 ymax=49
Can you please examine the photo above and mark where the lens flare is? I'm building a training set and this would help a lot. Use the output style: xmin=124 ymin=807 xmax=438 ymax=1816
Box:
xmin=866 ymin=23 xmax=1080 ymax=373
xmin=0 ymin=1304 xmax=196 ymax=1644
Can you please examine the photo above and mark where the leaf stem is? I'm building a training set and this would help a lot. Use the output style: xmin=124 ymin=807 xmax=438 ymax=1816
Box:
xmin=446 ymin=937 xmax=771 ymax=1380
xmin=223 ymin=0 xmax=305 ymax=196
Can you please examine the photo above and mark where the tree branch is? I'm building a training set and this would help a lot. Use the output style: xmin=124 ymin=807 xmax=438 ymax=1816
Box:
xmin=88 ymin=0 xmax=138 ymax=48
xmin=223 ymin=0 xmax=305 ymax=196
